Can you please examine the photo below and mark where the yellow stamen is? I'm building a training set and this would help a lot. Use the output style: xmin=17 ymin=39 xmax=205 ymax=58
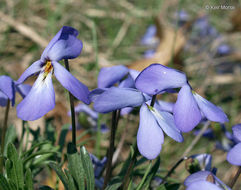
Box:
xmin=43 ymin=60 xmax=53 ymax=80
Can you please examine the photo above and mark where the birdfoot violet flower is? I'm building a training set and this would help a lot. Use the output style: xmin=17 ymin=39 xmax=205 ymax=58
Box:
xmin=16 ymin=26 xmax=90 ymax=121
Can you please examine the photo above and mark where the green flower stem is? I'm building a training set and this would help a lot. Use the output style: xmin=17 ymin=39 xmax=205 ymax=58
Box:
xmin=103 ymin=110 xmax=120 ymax=189
xmin=64 ymin=59 xmax=76 ymax=146
xmin=229 ymin=166 xmax=241 ymax=188
xmin=150 ymin=94 xmax=157 ymax=107
xmin=0 ymin=99 xmax=10 ymax=173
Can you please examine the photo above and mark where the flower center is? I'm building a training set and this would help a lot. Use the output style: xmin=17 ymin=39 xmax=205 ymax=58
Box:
xmin=44 ymin=60 xmax=53 ymax=74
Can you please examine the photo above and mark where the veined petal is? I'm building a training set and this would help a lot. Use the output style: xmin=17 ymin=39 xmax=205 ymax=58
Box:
xmin=53 ymin=61 xmax=90 ymax=104
xmin=17 ymin=60 xmax=42 ymax=84
xmin=137 ymin=104 xmax=164 ymax=160
xmin=187 ymin=181 xmax=222 ymax=190
xmin=15 ymin=83 xmax=32 ymax=98
xmin=42 ymin=26 xmax=82 ymax=61
xmin=0 ymin=91 xmax=8 ymax=107
xmin=150 ymin=107 xmax=183 ymax=142
xmin=173 ymin=85 xmax=202 ymax=132
xmin=17 ymin=72 xmax=55 ymax=121
xmin=135 ymin=64 xmax=187 ymax=95
xmin=232 ymin=124 xmax=241 ymax=142
xmin=98 ymin=65 xmax=129 ymax=88
xmin=193 ymin=92 xmax=228 ymax=123
xmin=227 ymin=143 xmax=241 ymax=166
xmin=0 ymin=75 xmax=14 ymax=100
xmin=93 ymin=87 xmax=146 ymax=113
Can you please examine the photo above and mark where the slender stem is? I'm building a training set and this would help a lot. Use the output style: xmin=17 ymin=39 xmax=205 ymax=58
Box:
xmin=136 ymin=161 xmax=152 ymax=190
xmin=150 ymin=95 xmax=157 ymax=107
xmin=0 ymin=99 xmax=10 ymax=172
xmin=161 ymin=156 xmax=188 ymax=184
xmin=229 ymin=166 xmax=241 ymax=188
xmin=64 ymin=59 xmax=76 ymax=146
xmin=103 ymin=110 xmax=120 ymax=189
xmin=182 ymin=121 xmax=211 ymax=157
xmin=120 ymin=143 xmax=139 ymax=190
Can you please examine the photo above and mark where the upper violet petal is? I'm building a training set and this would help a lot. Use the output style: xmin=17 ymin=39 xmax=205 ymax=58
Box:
xmin=17 ymin=72 xmax=55 ymax=121
xmin=227 ymin=143 xmax=241 ymax=166
xmin=42 ymin=26 xmax=82 ymax=61
xmin=173 ymin=85 xmax=202 ymax=132
xmin=137 ymin=104 xmax=164 ymax=160
xmin=17 ymin=60 xmax=42 ymax=84
xmin=135 ymin=64 xmax=187 ymax=95
xmin=193 ymin=92 xmax=229 ymax=123
xmin=119 ymin=75 xmax=135 ymax=88
xmin=93 ymin=87 xmax=146 ymax=113
xmin=0 ymin=75 xmax=14 ymax=100
xmin=98 ymin=65 xmax=129 ymax=88
xmin=53 ymin=61 xmax=90 ymax=104
xmin=232 ymin=124 xmax=241 ymax=142
xmin=150 ymin=107 xmax=183 ymax=142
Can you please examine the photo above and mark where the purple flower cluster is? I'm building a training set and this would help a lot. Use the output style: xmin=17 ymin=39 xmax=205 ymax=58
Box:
xmin=90 ymin=63 xmax=228 ymax=160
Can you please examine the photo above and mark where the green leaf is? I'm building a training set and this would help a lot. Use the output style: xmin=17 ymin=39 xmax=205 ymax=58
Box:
xmin=142 ymin=157 xmax=160 ymax=189
xmin=6 ymin=143 xmax=24 ymax=189
xmin=136 ymin=161 xmax=152 ymax=190
xmin=165 ymin=183 xmax=180 ymax=190
xmin=67 ymin=143 xmax=85 ymax=190
xmin=49 ymin=162 xmax=69 ymax=190
xmin=4 ymin=125 xmax=17 ymax=156
xmin=80 ymin=146 xmax=95 ymax=190
xmin=105 ymin=182 xmax=122 ymax=190
xmin=0 ymin=174 xmax=11 ymax=190
xmin=64 ymin=169 xmax=76 ymax=190
xmin=25 ymin=169 xmax=34 ymax=190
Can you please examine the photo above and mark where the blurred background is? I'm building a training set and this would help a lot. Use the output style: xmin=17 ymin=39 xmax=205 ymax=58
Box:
xmin=0 ymin=0 xmax=241 ymax=189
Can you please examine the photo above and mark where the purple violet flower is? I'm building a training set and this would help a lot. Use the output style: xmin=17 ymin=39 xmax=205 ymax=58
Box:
xmin=140 ymin=25 xmax=158 ymax=47
xmin=227 ymin=124 xmax=241 ymax=166
xmin=216 ymin=44 xmax=231 ymax=56
xmin=173 ymin=84 xmax=228 ymax=132
xmin=0 ymin=75 xmax=31 ymax=107
xmin=16 ymin=26 xmax=90 ymax=121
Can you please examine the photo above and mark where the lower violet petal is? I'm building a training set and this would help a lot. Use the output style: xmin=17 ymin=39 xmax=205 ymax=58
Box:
xmin=173 ymin=85 xmax=202 ymax=132
xmin=137 ymin=104 xmax=164 ymax=160
xmin=17 ymin=72 xmax=55 ymax=121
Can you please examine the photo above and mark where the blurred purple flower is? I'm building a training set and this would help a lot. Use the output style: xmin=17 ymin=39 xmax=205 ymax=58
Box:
xmin=185 ymin=171 xmax=231 ymax=190
xmin=193 ymin=16 xmax=218 ymax=37
xmin=16 ymin=26 xmax=90 ymax=121
xmin=227 ymin=124 xmax=241 ymax=166
xmin=140 ymin=25 xmax=158 ymax=47
xmin=0 ymin=75 xmax=31 ymax=107
xmin=216 ymin=44 xmax=231 ymax=56
xmin=173 ymin=84 xmax=228 ymax=132
xmin=143 ymin=49 xmax=156 ymax=59
xmin=90 ymin=154 xmax=107 ymax=189
xmin=176 ymin=10 xmax=189 ymax=26
xmin=137 ymin=103 xmax=183 ymax=160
